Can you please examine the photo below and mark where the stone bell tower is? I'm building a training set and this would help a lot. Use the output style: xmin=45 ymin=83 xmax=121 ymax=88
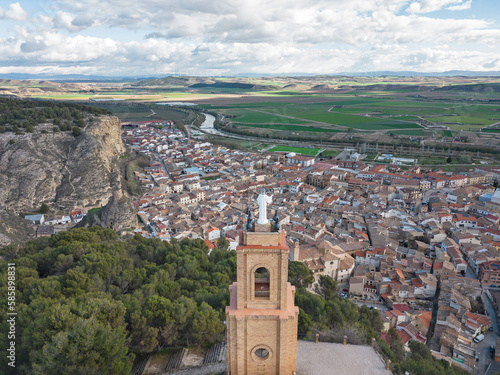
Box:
xmin=226 ymin=192 xmax=298 ymax=375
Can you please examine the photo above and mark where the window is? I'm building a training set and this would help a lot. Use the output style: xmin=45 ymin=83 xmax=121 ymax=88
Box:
xmin=254 ymin=348 xmax=269 ymax=359
xmin=255 ymin=267 xmax=270 ymax=299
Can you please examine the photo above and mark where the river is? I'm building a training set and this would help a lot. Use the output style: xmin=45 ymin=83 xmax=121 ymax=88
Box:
xmin=199 ymin=113 xmax=231 ymax=137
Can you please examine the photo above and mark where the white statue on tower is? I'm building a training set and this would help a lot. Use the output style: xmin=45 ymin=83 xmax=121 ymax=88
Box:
xmin=257 ymin=190 xmax=273 ymax=225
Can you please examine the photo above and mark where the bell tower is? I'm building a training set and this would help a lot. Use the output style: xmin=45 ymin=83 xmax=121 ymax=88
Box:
xmin=226 ymin=193 xmax=298 ymax=375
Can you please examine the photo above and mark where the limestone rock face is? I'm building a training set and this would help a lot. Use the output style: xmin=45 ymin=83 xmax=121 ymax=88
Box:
xmin=0 ymin=115 xmax=133 ymax=244
xmin=76 ymin=193 xmax=138 ymax=231
xmin=0 ymin=115 xmax=124 ymax=212
xmin=0 ymin=210 xmax=36 ymax=247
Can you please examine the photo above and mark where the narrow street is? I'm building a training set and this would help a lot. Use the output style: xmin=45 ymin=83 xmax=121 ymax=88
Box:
xmin=427 ymin=275 xmax=441 ymax=344
xmin=153 ymin=152 xmax=170 ymax=178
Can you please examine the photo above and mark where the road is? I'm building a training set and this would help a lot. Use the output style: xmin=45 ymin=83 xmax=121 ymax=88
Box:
xmin=463 ymin=264 xmax=499 ymax=374
xmin=350 ymin=300 xmax=389 ymax=312
xmin=474 ymin=327 xmax=496 ymax=375
xmin=477 ymin=285 xmax=500 ymax=375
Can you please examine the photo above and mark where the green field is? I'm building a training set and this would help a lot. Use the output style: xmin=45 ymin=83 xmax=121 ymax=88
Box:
xmin=87 ymin=102 xmax=189 ymax=122
xmin=33 ymin=94 xmax=94 ymax=99
xmin=224 ymin=102 xmax=422 ymax=131
xmin=482 ymin=128 xmax=500 ymax=133
xmin=209 ymin=89 xmax=500 ymax=135
xmin=268 ymin=146 xmax=321 ymax=155
xmin=424 ymin=116 xmax=496 ymax=126
xmin=442 ymin=130 xmax=454 ymax=137
xmin=228 ymin=109 xmax=309 ymax=124
xmin=291 ymin=110 xmax=421 ymax=130
xmin=238 ymin=124 xmax=341 ymax=133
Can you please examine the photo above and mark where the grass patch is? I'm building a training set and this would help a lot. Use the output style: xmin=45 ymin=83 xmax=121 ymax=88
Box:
xmin=417 ymin=157 xmax=447 ymax=164
xmin=88 ymin=207 xmax=103 ymax=215
xmin=363 ymin=153 xmax=378 ymax=161
xmin=268 ymin=146 xmax=320 ymax=155
xmin=442 ymin=130 xmax=454 ymax=137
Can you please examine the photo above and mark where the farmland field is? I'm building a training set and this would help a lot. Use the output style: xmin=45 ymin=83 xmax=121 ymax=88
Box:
xmin=226 ymin=109 xmax=309 ymax=124
xmin=423 ymin=116 xmax=496 ymax=126
xmin=32 ymin=94 xmax=95 ymax=99
xmin=238 ymin=124 xmax=341 ymax=133
xmin=290 ymin=110 xmax=421 ymax=130
xmin=224 ymin=101 xmax=424 ymax=131
xmin=7 ymin=75 xmax=500 ymax=151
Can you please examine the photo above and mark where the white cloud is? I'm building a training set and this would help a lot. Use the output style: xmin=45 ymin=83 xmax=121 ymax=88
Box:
xmin=0 ymin=0 xmax=497 ymax=76
xmin=407 ymin=0 xmax=471 ymax=13
xmin=447 ymin=0 xmax=472 ymax=11
xmin=0 ymin=2 xmax=27 ymax=21
xmin=53 ymin=11 xmax=98 ymax=32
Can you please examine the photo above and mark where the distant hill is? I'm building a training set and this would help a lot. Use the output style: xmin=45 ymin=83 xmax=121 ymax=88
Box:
xmin=309 ymin=84 xmax=331 ymax=90
xmin=0 ymin=73 xmax=156 ymax=81
xmin=436 ymin=83 xmax=500 ymax=92
xmin=131 ymin=76 xmax=206 ymax=87
xmin=189 ymin=81 xmax=255 ymax=89
xmin=282 ymin=84 xmax=300 ymax=90
xmin=349 ymin=84 xmax=425 ymax=91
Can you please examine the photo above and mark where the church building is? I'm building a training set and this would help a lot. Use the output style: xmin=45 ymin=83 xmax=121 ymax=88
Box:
xmin=226 ymin=192 xmax=299 ymax=374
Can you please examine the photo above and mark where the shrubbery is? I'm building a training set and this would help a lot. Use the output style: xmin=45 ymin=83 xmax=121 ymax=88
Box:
xmin=0 ymin=98 xmax=111 ymax=133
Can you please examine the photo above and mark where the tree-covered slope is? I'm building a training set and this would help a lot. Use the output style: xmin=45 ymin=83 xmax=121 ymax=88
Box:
xmin=0 ymin=227 xmax=234 ymax=374
xmin=0 ymin=98 xmax=111 ymax=134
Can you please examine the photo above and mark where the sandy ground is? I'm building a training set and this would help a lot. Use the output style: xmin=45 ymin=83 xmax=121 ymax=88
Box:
xmin=296 ymin=340 xmax=391 ymax=375
xmin=143 ymin=353 xmax=172 ymax=375
xmin=180 ymin=348 xmax=206 ymax=368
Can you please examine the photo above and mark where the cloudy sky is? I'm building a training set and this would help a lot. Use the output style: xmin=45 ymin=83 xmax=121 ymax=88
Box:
xmin=0 ymin=0 xmax=499 ymax=77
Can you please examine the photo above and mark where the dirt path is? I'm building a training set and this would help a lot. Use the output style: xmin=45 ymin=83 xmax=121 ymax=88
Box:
xmin=163 ymin=362 xmax=226 ymax=375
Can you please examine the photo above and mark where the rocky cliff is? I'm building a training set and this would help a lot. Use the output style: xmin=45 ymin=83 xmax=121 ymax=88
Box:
xmin=0 ymin=115 xmax=136 ymax=245
xmin=0 ymin=116 xmax=124 ymax=211
xmin=76 ymin=190 xmax=138 ymax=231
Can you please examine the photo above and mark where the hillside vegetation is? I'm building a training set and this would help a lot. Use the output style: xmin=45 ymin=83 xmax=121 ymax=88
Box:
xmin=0 ymin=227 xmax=234 ymax=374
xmin=0 ymin=98 xmax=111 ymax=134
xmin=0 ymin=227 xmax=467 ymax=374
